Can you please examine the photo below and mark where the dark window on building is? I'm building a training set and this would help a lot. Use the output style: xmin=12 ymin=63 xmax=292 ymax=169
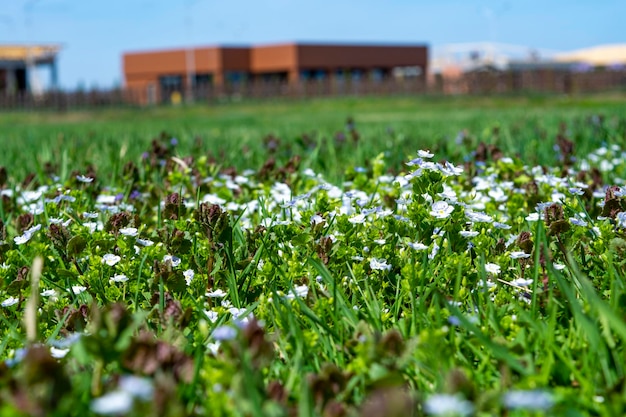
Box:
xmin=158 ymin=75 xmax=183 ymax=103
xmin=16 ymin=68 xmax=27 ymax=92
xmin=259 ymin=72 xmax=288 ymax=83
xmin=194 ymin=73 xmax=213 ymax=86
xmin=224 ymin=71 xmax=248 ymax=84
xmin=314 ymin=70 xmax=326 ymax=81
xmin=370 ymin=69 xmax=383 ymax=82
xmin=192 ymin=74 xmax=213 ymax=100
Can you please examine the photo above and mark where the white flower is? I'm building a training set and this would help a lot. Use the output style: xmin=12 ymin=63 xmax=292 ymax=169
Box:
xmin=494 ymin=222 xmax=511 ymax=230
xmin=119 ymin=227 xmax=138 ymax=237
xmin=440 ymin=161 xmax=463 ymax=176
xmin=136 ymin=238 xmax=154 ymax=246
xmin=202 ymin=193 xmax=226 ymax=206
xmin=50 ymin=347 xmax=69 ymax=358
xmin=96 ymin=195 xmax=117 ymax=205
xmin=83 ymin=211 xmax=99 ymax=219
xmin=41 ymin=289 xmax=58 ymax=297
xmin=615 ymin=187 xmax=626 ymax=198
xmin=183 ymin=269 xmax=195 ymax=286
xmin=119 ymin=375 xmax=154 ymax=400
xmin=25 ymin=224 xmax=42 ymax=234
xmin=406 ymin=157 xmax=423 ymax=166
xmin=551 ymin=192 xmax=566 ymax=203
xmin=204 ymin=310 xmax=219 ymax=323
xmin=377 ymin=209 xmax=393 ymax=218
xmin=429 ymin=242 xmax=440 ymax=260
xmin=487 ymin=188 xmax=508 ymax=203
xmin=408 ymin=241 xmax=428 ymax=251
xmin=102 ymin=254 xmax=121 ymax=266
xmin=348 ymin=213 xmax=366 ymax=224
xmin=212 ymin=325 xmax=237 ymax=341
xmin=14 ymin=233 xmax=32 ymax=245
xmin=553 ymin=263 xmax=566 ymax=271
xmin=83 ymin=222 xmax=100 ymax=233
xmin=600 ymin=160 xmax=613 ymax=172
xmin=206 ymin=288 xmax=227 ymax=298
xmin=25 ymin=202 xmax=44 ymax=215
xmin=110 ymin=274 xmax=129 ymax=283
xmin=503 ymin=390 xmax=554 ymax=411
xmin=1 ymin=296 xmax=19 ymax=307
xmin=510 ymin=251 xmax=530 ymax=259
xmin=424 ymin=393 xmax=474 ymax=416
xmin=510 ymin=278 xmax=533 ymax=287
xmin=19 ymin=189 xmax=42 ymax=203
xmin=228 ymin=307 xmax=248 ymax=320
xmin=76 ymin=175 xmax=94 ymax=183
xmin=505 ymin=234 xmax=519 ymax=247
xmin=418 ymin=149 xmax=434 ymax=158
xmin=286 ymin=285 xmax=309 ymax=299
xmin=465 ymin=210 xmax=493 ymax=223
xmin=310 ymin=214 xmax=325 ymax=226
xmin=438 ymin=187 xmax=458 ymax=202
xmin=616 ymin=212 xmax=626 ymax=228
xmin=91 ymin=390 xmax=133 ymax=415
xmin=71 ymin=285 xmax=87 ymax=294
xmin=370 ymin=258 xmax=391 ymax=271
xmin=207 ymin=341 xmax=221 ymax=356
xmin=485 ymin=263 xmax=501 ymax=275
xmin=430 ymin=201 xmax=454 ymax=219
xmin=50 ymin=333 xmax=82 ymax=349
xmin=459 ymin=230 xmax=479 ymax=238
xmin=163 ymin=255 xmax=181 ymax=267
xmin=525 ymin=213 xmax=540 ymax=222
xmin=569 ymin=217 xmax=588 ymax=227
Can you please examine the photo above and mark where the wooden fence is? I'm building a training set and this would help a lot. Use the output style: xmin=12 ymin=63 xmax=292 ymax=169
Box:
xmin=1 ymin=69 xmax=625 ymax=111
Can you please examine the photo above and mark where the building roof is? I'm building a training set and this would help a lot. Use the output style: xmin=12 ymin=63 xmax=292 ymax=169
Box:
xmin=554 ymin=44 xmax=626 ymax=66
xmin=0 ymin=44 xmax=61 ymax=63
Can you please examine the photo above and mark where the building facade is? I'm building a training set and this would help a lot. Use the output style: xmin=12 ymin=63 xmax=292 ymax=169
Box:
xmin=0 ymin=44 xmax=60 ymax=95
xmin=123 ymin=42 xmax=428 ymax=104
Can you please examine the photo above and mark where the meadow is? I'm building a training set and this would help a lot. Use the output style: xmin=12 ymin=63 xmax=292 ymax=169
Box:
xmin=0 ymin=93 xmax=626 ymax=416
xmin=2 ymin=93 xmax=626 ymax=181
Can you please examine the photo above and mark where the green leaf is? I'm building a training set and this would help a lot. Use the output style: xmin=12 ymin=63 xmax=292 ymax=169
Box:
xmin=56 ymin=268 xmax=78 ymax=279
xmin=66 ymin=235 xmax=87 ymax=256
xmin=6 ymin=279 xmax=28 ymax=296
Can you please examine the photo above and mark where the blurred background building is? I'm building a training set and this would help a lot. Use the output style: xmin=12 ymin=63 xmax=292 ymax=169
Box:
xmin=0 ymin=44 xmax=60 ymax=95
xmin=123 ymin=42 xmax=428 ymax=104
xmin=429 ymin=42 xmax=626 ymax=94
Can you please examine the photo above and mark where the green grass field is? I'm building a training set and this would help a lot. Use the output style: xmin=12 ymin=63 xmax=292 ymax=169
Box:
xmin=2 ymin=93 xmax=625 ymax=182
xmin=1 ymin=93 xmax=626 ymax=416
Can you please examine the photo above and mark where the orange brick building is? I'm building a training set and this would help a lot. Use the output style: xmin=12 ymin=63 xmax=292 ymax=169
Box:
xmin=123 ymin=42 xmax=428 ymax=103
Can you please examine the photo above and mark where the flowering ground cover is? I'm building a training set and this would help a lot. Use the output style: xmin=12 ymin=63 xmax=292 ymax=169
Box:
xmin=1 ymin=99 xmax=626 ymax=416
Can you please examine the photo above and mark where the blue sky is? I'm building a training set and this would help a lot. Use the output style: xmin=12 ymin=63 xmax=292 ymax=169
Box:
xmin=1 ymin=0 xmax=624 ymax=89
